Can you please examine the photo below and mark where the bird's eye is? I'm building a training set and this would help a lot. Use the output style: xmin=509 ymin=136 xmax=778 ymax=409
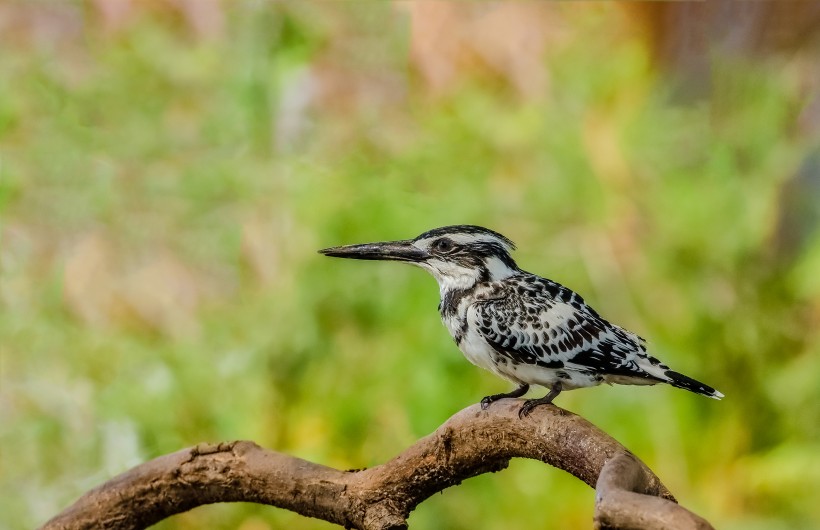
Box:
xmin=433 ymin=238 xmax=454 ymax=252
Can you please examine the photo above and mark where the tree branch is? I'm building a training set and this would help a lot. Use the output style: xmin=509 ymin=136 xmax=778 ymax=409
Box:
xmin=42 ymin=400 xmax=714 ymax=530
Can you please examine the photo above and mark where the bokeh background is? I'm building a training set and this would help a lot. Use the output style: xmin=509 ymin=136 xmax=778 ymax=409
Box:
xmin=3 ymin=1 xmax=820 ymax=529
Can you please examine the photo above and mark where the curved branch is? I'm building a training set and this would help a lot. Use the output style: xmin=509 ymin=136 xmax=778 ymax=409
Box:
xmin=594 ymin=452 xmax=713 ymax=530
xmin=42 ymin=400 xmax=714 ymax=530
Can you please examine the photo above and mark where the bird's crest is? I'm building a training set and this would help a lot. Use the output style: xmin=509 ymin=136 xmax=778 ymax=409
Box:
xmin=414 ymin=225 xmax=516 ymax=252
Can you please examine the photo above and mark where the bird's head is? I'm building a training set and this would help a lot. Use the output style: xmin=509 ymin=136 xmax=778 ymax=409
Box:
xmin=319 ymin=225 xmax=519 ymax=293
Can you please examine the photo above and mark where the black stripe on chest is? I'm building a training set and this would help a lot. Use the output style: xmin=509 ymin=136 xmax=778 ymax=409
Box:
xmin=439 ymin=288 xmax=471 ymax=345
xmin=439 ymin=288 xmax=469 ymax=317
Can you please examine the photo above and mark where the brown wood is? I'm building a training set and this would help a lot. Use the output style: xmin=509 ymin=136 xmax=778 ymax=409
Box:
xmin=42 ymin=400 xmax=714 ymax=530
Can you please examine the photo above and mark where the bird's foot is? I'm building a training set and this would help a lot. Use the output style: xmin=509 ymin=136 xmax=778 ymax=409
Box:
xmin=518 ymin=399 xmax=547 ymax=418
xmin=480 ymin=384 xmax=529 ymax=410
xmin=517 ymin=382 xmax=562 ymax=419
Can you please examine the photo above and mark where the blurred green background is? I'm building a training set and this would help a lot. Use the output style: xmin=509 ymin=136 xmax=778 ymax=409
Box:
xmin=2 ymin=2 xmax=820 ymax=529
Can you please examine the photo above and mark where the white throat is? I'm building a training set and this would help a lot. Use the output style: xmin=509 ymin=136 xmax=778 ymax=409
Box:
xmin=415 ymin=256 xmax=517 ymax=298
xmin=435 ymin=274 xmax=480 ymax=298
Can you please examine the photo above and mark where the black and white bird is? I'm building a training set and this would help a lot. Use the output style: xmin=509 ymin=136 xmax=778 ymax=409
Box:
xmin=320 ymin=225 xmax=723 ymax=418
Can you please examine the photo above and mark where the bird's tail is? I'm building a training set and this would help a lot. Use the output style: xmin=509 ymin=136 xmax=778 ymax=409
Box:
xmin=664 ymin=370 xmax=724 ymax=400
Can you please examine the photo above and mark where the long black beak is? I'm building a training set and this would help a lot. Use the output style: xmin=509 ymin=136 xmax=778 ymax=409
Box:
xmin=319 ymin=239 xmax=429 ymax=263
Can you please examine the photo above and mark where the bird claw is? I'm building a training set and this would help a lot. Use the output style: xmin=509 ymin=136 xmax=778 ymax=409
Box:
xmin=518 ymin=399 xmax=556 ymax=418
xmin=517 ymin=383 xmax=561 ymax=419
xmin=480 ymin=396 xmax=493 ymax=410
xmin=518 ymin=402 xmax=536 ymax=419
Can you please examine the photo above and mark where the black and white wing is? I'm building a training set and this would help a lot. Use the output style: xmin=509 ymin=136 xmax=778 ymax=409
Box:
xmin=472 ymin=275 xmax=666 ymax=383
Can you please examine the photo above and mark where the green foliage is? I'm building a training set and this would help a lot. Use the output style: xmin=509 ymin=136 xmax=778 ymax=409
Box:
xmin=1 ymin=4 xmax=819 ymax=529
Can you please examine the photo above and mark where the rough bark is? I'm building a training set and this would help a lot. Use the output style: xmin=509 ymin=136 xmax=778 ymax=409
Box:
xmin=42 ymin=400 xmax=714 ymax=530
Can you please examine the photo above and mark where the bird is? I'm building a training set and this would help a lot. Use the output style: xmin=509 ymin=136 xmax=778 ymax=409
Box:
xmin=319 ymin=225 xmax=723 ymax=418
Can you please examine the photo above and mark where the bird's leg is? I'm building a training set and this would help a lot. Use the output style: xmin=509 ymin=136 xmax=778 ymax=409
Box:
xmin=480 ymin=384 xmax=529 ymax=410
xmin=518 ymin=381 xmax=563 ymax=419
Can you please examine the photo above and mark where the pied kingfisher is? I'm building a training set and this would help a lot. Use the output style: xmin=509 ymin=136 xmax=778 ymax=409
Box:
xmin=320 ymin=225 xmax=723 ymax=418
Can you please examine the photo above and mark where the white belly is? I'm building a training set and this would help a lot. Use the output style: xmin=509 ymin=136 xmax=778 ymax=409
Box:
xmin=457 ymin=326 xmax=509 ymax=375
xmin=440 ymin=290 xmax=603 ymax=391
xmin=450 ymin=324 xmax=602 ymax=390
